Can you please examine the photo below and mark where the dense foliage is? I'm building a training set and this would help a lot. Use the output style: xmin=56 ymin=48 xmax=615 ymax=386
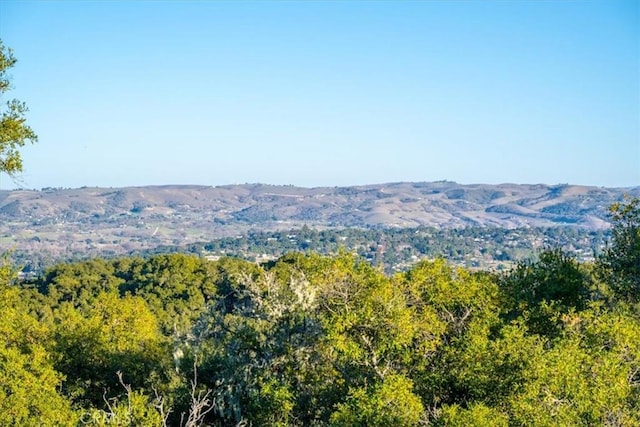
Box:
xmin=1 ymin=198 xmax=638 ymax=426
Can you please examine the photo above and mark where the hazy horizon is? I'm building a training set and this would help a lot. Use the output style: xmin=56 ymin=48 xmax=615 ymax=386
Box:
xmin=1 ymin=0 xmax=638 ymax=190
xmin=2 ymin=180 xmax=639 ymax=193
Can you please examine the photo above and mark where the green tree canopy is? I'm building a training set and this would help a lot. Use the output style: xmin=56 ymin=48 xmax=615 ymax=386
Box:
xmin=53 ymin=292 xmax=173 ymax=408
xmin=0 ymin=266 xmax=76 ymax=425
xmin=0 ymin=39 xmax=37 ymax=178
xmin=599 ymin=196 xmax=640 ymax=303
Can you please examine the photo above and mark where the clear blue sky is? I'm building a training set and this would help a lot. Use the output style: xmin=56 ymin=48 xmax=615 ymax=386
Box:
xmin=1 ymin=0 xmax=638 ymax=189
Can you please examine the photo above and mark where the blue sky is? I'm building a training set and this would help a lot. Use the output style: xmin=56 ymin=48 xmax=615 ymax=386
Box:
xmin=0 ymin=0 xmax=638 ymax=189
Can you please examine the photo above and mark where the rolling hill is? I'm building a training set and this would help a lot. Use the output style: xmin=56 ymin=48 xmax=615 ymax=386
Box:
xmin=1 ymin=181 xmax=637 ymax=264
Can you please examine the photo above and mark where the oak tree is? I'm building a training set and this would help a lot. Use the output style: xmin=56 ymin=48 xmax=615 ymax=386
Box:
xmin=0 ymin=39 xmax=37 ymax=178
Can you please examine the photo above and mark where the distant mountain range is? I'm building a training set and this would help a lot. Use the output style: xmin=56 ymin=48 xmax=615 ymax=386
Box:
xmin=1 ymin=182 xmax=638 ymax=262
